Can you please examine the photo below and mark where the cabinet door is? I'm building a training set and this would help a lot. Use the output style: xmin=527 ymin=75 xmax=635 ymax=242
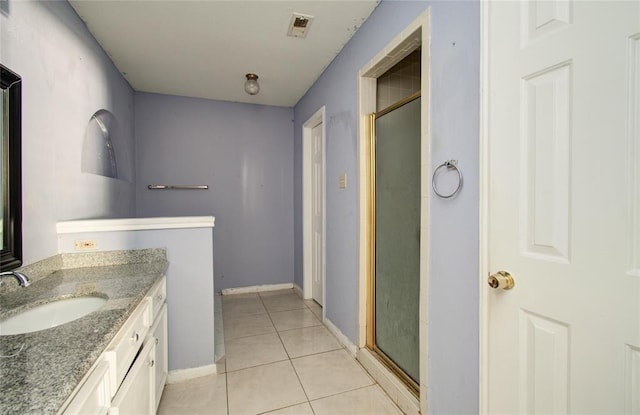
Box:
xmin=104 ymin=300 xmax=150 ymax=392
xmin=64 ymin=361 xmax=111 ymax=415
xmin=151 ymin=304 xmax=168 ymax=411
xmin=109 ymin=340 xmax=155 ymax=415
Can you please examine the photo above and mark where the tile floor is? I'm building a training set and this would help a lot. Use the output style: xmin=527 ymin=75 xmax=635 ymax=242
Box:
xmin=157 ymin=289 xmax=403 ymax=415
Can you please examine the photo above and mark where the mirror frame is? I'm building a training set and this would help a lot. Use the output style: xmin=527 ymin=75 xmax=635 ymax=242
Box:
xmin=1 ymin=64 xmax=22 ymax=270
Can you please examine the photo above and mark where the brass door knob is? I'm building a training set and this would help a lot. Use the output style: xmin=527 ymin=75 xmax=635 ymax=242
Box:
xmin=488 ymin=271 xmax=515 ymax=290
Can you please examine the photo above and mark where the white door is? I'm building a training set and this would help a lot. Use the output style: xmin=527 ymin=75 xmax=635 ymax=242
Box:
xmin=311 ymin=122 xmax=324 ymax=305
xmin=486 ymin=1 xmax=640 ymax=413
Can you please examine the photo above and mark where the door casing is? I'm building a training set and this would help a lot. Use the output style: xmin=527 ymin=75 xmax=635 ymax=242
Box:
xmin=356 ymin=10 xmax=430 ymax=415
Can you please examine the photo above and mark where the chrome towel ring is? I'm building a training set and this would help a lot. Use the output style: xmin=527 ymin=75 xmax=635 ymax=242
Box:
xmin=432 ymin=160 xmax=462 ymax=199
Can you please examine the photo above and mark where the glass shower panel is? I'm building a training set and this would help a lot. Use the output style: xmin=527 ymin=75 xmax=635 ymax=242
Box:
xmin=375 ymin=97 xmax=421 ymax=384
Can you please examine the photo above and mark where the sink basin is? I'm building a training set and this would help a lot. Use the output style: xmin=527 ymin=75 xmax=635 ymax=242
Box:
xmin=0 ymin=296 xmax=107 ymax=335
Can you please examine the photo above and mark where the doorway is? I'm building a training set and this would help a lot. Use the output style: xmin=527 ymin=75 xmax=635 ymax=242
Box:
xmin=302 ymin=107 xmax=326 ymax=307
xmin=357 ymin=10 xmax=429 ymax=414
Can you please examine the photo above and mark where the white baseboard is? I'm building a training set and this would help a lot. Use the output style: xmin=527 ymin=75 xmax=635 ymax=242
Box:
xmin=221 ymin=283 xmax=293 ymax=295
xmin=324 ymin=317 xmax=358 ymax=356
xmin=357 ymin=348 xmax=420 ymax=415
xmin=293 ymin=283 xmax=304 ymax=298
xmin=167 ymin=364 xmax=219 ymax=384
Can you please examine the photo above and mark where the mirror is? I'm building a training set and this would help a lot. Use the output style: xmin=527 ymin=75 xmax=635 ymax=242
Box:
xmin=1 ymin=64 xmax=22 ymax=270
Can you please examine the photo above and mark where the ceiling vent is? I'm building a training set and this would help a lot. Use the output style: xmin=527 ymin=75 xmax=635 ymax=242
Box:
xmin=287 ymin=13 xmax=314 ymax=38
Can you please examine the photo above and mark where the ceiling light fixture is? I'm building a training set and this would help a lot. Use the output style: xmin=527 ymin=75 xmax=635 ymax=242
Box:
xmin=244 ymin=73 xmax=260 ymax=95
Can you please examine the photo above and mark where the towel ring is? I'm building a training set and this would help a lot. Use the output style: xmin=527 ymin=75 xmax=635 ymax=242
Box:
xmin=432 ymin=160 xmax=462 ymax=199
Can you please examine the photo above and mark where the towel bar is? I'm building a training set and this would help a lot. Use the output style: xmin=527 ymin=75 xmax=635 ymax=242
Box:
xmin=147 ymin=185 xmax=208 ymax=190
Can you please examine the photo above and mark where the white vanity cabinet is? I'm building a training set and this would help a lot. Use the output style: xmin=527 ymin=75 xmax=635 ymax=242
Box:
xmin=62 ymin=276 xmax=168 ymax=415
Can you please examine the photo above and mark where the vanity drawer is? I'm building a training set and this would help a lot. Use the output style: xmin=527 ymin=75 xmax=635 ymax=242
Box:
xmin=148 ymin=276 xmax=166 ymax=321
xmin=104 ymin=300 xmax=150 ymax=393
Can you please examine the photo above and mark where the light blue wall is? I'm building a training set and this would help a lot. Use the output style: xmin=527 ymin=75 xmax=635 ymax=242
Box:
xmin=134 ymin=93 xmax=294 ymax=291
xmin=426 ymin=3 xmax=480 ymax=413
xmin=293 ymin=1 xmax=480 ymax=413
xmin=0 ymin=0 xmax=136 ymax=265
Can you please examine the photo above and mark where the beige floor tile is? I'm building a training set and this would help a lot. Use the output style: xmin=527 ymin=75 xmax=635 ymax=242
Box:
xmin=262 ymin=294 xmax=307 ymax=312
xmin=157 ymin=374 xmax=227 ymax=415
xmin=278 ymin=325 xmax=341 ymax=358
xmin=261 ymin=402 xmax=315 ymax=414
xmin=226 ymin=332 xmax=288 ymax=372
xmin=227 ymin=360 xmax=307 ymax=415
xmin=310 ymin=385 xmax=403 ymax=415
xmin=292 ymin=349 xmax=373 ymax=400
xmin=223 ymin=293 xmax=267 ymax=316
xmin=304 ymin=300 xmax=323 ymax=320
xmin=224 ymin=312 xmax=275 ymax=340
xmin=270 ymin=308 xmax=321 ymax=332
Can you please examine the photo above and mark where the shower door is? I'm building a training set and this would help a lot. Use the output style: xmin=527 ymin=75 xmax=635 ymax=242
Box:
xmin=369 ymin=93 xmax=421 ymax=392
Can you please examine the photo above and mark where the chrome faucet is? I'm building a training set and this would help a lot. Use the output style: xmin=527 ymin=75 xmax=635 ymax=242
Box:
xmin=0 ymin=271 xmax=31 ymax=287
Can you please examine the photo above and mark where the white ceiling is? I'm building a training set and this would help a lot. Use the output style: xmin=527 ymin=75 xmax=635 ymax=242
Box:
xmin=69 ymin=1 xmax=380 ymax=107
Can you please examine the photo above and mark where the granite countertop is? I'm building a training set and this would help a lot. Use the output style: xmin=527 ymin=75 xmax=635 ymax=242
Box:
xmin=0 ymin=250 xmax=168 ymax=415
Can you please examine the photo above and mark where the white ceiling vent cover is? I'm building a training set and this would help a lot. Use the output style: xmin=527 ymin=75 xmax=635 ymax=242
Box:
xmin=287 ymin=13 xmax=314 ymax=38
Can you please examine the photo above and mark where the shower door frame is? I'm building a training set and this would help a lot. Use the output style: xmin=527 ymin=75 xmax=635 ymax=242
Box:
xmin=367 ymin=91 xmax=422 ymax=395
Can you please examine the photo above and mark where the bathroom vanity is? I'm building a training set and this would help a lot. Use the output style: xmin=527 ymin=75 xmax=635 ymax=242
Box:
xmin=0 ymin=250 xmax=168 ymax=414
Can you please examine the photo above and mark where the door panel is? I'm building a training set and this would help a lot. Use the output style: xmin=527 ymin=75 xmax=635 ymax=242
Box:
xmin=630 ymin=33 xmax=640 ymax=278
xmin=518 ymin=310 xmax=569 ymax=414
xmin=630 ymin=31 xmax=640 ymax=414
xmin=487 ymin=1 xmax=640 ymax=413
xmin=521 ymin=62 xmax=571 ymax=262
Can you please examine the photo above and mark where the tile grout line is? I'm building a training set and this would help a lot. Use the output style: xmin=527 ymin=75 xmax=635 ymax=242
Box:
xmin=161 ymin=292 xmax=402 ymax=415
xmin=262 ymin=291 xmax=316 ymax=411
xmin=225 ymin=290 xmax=398 ymax=414
xmin=274 ymin=292 xmax=319 ymax=415
xmin=291 ymin=293 xmax=401 ymax=413
xmin=308 ymin=383 xmax=386 ymax=404
xmin=223 ymin=329 xmax=344 ymax=373
xmin=225 ymin=370 xmax=230 ymax=415
xmin=221 ymin=298 xmax=231 ymax=415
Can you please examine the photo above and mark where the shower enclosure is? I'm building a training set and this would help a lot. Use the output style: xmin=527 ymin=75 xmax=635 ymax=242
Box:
xmin=368 ymin=92 xmax=421 ymax=392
